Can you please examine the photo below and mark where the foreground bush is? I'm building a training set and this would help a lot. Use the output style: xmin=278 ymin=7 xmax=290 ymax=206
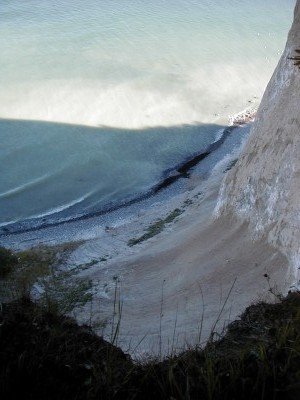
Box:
xmin=0 ymin=293 xmax=299 ymax=400
xmin=0 ymin=297 xmax=132 ymax=400
xmin=0 ymin=247 xmax=18 ymax=278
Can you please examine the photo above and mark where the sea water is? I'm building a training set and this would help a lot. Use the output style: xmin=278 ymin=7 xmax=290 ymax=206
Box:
xmin=0 ymin=0 xmax=295 ymax=230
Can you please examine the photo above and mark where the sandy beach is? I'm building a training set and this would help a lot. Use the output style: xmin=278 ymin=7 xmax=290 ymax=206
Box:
xmin=72 ymin=172 xmax=290 ymax=358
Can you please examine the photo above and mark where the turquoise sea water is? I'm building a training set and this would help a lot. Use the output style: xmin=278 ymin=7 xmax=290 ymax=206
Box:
xmin=0 ymin=0 xmax=295 ymax=229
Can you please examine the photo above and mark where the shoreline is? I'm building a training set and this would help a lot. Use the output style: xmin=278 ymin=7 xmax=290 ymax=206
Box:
xmin=0 ymin=110 xmax=256 ymax=238
xmin=0 ymin=110 xmax=291 ymax=358
xmin=0 ymin=118 xmax=252 ymax=251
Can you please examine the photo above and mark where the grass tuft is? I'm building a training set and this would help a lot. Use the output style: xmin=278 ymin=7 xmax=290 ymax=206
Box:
xmin=128 ymin=208 xmax=183 ymax=246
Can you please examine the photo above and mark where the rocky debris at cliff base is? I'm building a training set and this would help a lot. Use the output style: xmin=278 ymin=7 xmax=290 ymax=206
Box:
xmin=230 ymin=108 xmax=257 ymax=126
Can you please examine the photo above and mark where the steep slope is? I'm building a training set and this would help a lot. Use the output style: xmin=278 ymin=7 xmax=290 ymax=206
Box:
xmin=216 ymin=0 xmax=300 ymax=289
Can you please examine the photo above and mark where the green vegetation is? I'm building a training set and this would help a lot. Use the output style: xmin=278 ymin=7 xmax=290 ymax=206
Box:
xmin=183 ymin=198 xmax=193 ymax=206
xmin=224 ymin=158 xmax=238 ymax=173
xmin=0 ymin=292 xmax=299 ymax=399
xmin=13 ymin=247 xmax=57 ymax=296
xmin=38 ymin=271 xmax=93 ymax=314
xmin=0 ymin=298 xmax=131 ymax=400
xmin=0 ymin=244 xmax=92 ymax=313
xmin=0 ymin=246 xmax=53 ymax=300
xmin=0 ymin=247 xmax=18 ymax=277
xmin=128 ymin=208 xmax=183 ymax=246
xmin=1 ymin=247 xmax=300 ymax=399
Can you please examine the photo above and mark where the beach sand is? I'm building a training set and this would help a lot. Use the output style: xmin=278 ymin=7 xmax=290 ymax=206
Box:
xmin=69 ymin=170 xmax=290 ymax=358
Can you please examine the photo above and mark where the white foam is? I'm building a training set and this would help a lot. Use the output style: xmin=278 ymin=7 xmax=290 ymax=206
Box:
xmin=0 ymin=61 xmax=271 ymax=130
xmin=0 ymin=189 xmax=97 ymax=227
xmin=0 ymin=173 xmax=51 ymax=199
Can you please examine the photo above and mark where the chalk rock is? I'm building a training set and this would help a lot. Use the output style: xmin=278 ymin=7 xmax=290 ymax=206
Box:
xmin=216 ymin=1 xmax=300 ymax=288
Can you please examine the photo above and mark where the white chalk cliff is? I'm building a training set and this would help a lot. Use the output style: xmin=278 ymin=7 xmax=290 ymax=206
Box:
xmin=216 ymin=0 xmax=300 ymax=289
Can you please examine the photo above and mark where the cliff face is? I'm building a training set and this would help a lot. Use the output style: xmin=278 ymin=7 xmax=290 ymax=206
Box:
xmin=216 ymin=1 xmax=300 ymax=288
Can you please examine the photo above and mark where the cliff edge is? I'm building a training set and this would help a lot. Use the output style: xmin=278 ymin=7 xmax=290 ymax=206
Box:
xmin=216 ymin=1 xmax=300 ymax=289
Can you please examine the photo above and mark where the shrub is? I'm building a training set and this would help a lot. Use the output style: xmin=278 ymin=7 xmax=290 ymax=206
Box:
xmin=1 ymin=292 xmax=300 ymax=399
xmin=0 ymin=247 xmax=18 ymax=278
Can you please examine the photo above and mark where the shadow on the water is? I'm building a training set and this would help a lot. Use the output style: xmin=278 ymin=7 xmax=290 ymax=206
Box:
xmin=0 ymin=118 xmax=230 ymax=235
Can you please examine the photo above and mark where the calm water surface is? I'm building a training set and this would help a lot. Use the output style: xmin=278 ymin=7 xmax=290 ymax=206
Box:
xmin=0 ymin=0 xmax=295 ymax=228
